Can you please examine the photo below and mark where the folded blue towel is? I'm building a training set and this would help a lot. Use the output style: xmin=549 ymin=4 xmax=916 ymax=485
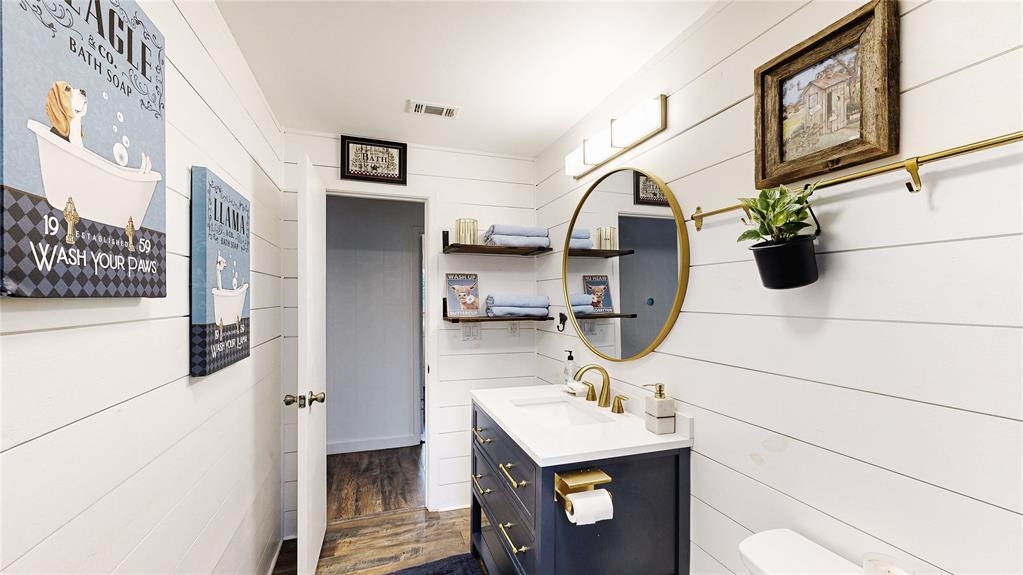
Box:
xmin=568 ymin=293 xmax=592 ymax=307
xmin=486 ymin=294 xmax=550 ymax=308
xmin=571 ymin=228 xmax=591 ymax=239
xmin=572 ymin=305 xmax=595 ymax=315
xmin=485 ymin=224 xmax=549 ymax=239
xmin=569 ymin=238 xmax=593 ymax=249
xmin=486 ymin=306 xmax=550 ymax=317
xmin=486 ymin=235 xmax=551 ymax=248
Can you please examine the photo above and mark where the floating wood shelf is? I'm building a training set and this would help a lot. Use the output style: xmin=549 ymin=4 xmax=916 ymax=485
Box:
xmin=567 ymin=248 xmax=635 ymax=258
xmin=442 ymin=231 xmax=552 ymax=256
xmin=444 ymin=315 xmax=554 ymax=323
xmin=575 ymin=312 xmax=638 ymax=319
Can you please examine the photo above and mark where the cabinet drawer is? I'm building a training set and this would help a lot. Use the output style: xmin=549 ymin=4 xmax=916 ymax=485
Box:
xmin=478 ymin=487 xmax=536 ymax=575
xmin=470 ymin=448 xmax=501 ymax=502
xmin=473 ymin=405 xmax=537 ymax=524
xmin=471 ymin=406 xmax=502 ymax=461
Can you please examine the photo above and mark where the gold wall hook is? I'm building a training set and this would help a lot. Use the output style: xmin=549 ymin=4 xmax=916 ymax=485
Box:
xmin=904 ymin=157 xmax=922 ymax=193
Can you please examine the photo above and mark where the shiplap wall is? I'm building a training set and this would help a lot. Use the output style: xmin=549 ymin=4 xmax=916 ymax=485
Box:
xmin=281 ymin=131 xmax=538 ymax=530
xmin=534 ymin=1 xmax=1022 ymax=573
xmin=0 ymin=1 xmax=286 ymax=573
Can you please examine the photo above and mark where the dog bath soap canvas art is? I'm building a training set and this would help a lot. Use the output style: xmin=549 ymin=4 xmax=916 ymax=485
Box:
xmin=0 ymin=0 xmax=166 ymax=297
xmin=190 ymin=168 xmax=250 ymax=376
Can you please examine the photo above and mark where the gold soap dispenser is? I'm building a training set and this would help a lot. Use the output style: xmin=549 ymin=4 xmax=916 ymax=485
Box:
xmin=643 ymin=383 xmax=676 ymax=434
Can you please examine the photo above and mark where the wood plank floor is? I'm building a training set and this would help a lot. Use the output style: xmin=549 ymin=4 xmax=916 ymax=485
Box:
xmin=272 ymin=445 xmax=475 ymax=575
xmin=327 ymin=445 xmax=425 ymax=522
xmin=318 ymin=507 xmax=471 ymax=574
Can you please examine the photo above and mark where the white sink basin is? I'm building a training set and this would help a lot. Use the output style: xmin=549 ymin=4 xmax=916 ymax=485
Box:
xmin=510 ymin=397 xmax=614 ymax=428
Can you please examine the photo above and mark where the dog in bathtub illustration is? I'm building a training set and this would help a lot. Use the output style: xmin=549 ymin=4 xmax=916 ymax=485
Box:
xmin=212 ymin=252 xmax=249 ymax=340
xmin=28 ymin=80 xmax=161 ymax=251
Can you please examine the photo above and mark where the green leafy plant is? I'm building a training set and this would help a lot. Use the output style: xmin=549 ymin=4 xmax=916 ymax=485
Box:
xmin=736 ymin=183 xmax=817 ymax=244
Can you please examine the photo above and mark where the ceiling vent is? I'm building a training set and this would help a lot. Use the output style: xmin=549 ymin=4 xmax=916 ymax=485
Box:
xmin=405 ymin=99 xmax=459 ymax=119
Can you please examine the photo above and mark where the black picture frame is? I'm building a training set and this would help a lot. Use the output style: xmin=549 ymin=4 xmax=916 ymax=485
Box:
xmin=633 ymin=171 xmax=669 ymax=206
xmin=340 ymin=135 xmax=408 ymax=186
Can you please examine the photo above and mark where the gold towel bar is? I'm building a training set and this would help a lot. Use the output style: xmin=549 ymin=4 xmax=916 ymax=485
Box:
xmin=689 ymin=130 xmax=1023 ymax=231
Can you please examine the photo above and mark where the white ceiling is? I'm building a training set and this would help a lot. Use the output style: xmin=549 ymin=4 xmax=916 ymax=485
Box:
xmin=217 ymin=1 xmax=712 ymax=157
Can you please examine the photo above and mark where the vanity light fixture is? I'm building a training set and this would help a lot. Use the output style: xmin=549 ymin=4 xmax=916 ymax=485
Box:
xmin=582 ymin=125 xmax=619 ymax=167
xmin=563 ymin=94 xmax=667 ymax=179
xmin=564 ymin=145 xmax=587 ymax=178
xmin=611 ymin=95 xmax=666 ymax=147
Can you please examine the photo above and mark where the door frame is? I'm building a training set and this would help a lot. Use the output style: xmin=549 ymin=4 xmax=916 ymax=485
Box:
xmin=410 ymin=224 xmax=426 ymax=441
xmin=322 ymin=187 xmax=432 ymax=505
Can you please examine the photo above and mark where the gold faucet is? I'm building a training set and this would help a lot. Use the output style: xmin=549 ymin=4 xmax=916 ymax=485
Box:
xmin=574 ymin=364 xmax=612 ymax=408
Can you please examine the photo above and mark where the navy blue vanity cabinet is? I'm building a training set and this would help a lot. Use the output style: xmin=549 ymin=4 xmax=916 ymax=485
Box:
xmin=469 ymin=402 xmax=691 ymax=575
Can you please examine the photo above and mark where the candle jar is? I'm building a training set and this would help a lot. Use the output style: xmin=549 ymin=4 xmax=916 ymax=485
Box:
xmin=456 ymin=218 xmax=478 ymax=244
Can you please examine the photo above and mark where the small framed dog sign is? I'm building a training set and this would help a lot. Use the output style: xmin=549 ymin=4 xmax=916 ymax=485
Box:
xmin=340 ymin=135 xmax=407 ymax=185
xmin=583 ymin=275 xmax=614 ymax=313
xmin=0 ymin=0 xmax=167 ymax=298
xmin=446 ymin=273 xmax=480 ymax=318
xmin=190 ymin=167 xmax=251 ymax=376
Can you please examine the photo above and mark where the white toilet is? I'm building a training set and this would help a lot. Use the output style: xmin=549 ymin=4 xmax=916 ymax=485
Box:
xmin=739 ymin=529 xmax=861 ymax=574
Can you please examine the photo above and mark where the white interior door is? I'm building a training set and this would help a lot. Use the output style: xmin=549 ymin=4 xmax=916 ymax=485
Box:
xmin=297 ymin=156 xmax=327 ymax=575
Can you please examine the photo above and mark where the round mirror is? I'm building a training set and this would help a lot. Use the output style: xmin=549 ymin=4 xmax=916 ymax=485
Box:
xmin=561 ymin=168 xmax=690 ymax=362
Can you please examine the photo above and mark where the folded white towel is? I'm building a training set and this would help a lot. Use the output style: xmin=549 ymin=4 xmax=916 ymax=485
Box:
xmin=484 ymin=224 xmax=549 ymax=239
xmin=487 ymin=294 xmax=550 ymax=308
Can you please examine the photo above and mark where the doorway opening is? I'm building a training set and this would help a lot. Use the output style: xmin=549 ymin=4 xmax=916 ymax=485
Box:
xmin=323 ymin=194 xmax=426 ymax=451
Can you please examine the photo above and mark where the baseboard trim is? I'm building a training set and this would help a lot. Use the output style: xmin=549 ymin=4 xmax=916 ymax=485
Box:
xmin=265 ymin=539 xmax=283 ymax=575
xmin=327 ymin=434 xmax=420 ymax=454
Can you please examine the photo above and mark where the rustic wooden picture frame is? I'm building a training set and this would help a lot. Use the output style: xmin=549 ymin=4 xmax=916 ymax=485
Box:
xmin=754 ymin=0 xmax=898 ymax=189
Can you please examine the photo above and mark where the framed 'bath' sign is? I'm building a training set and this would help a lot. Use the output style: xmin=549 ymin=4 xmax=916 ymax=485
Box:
xmin=190 ymin=167 xmax=250 ymax=376
xmin=0 ymin=0 xmax=167 ymax=297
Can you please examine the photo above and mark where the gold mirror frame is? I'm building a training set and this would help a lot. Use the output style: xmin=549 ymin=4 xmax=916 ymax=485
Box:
xmin=561 ymin=168 xmax=690 ymax=362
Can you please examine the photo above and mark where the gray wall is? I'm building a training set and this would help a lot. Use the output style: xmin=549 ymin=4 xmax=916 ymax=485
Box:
xmin=325 ymin=196 xmax=424 ymax=454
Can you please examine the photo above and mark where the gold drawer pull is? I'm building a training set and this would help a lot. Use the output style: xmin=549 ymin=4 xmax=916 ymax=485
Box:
xmin=472 ymin=427 xmax=493 ymax=445
xmin=472 ymin=474 xmax=491 ymax=495
xmin=499 ymin=463 xmax=527 ymax=489
xmin=497 ymin=522 xmax=528 ymax=555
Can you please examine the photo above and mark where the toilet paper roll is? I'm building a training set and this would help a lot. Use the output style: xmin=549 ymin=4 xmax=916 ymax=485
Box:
xmin=565 ymin=489 xmax=613 ymax=525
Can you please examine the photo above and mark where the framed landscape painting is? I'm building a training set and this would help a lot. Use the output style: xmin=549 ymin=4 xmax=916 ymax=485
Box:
xmin=340 ymin=135 xmax=407 ymax=185
xmin=754 ymin=0 xmax=898 ymax=189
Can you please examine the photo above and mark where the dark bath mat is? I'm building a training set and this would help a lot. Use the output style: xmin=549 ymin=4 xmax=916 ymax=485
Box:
xmin=386 ymin=554 xmax=485 ymax=575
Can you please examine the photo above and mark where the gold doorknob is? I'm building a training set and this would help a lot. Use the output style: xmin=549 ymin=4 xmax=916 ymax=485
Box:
xmin=309 ymin=391 xmax=326 ymax=404
xmin=284 ymin=394 xmax=307 ymax=408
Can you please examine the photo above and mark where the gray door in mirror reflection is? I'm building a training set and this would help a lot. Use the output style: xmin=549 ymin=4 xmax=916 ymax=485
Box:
xmin=619 ymin=215 xmax=678 ymax=358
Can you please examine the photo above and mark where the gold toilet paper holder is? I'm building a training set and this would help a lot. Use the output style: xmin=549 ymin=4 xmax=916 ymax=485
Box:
xmin=554 ymin=468 xmax=612 ymax=514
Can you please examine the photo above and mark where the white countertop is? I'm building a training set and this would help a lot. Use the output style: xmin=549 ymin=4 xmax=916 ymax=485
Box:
xmin=471 ymin=385 xmax=693 ymax=467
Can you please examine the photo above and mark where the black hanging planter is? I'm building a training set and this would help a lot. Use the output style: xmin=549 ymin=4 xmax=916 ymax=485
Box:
xmin=748 ymin=205 xmax=821 ymax=290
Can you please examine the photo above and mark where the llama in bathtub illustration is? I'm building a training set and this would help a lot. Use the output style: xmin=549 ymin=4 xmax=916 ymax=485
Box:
xmin=28 ymin=80 xmax=162 ymax=252
xmin=212 ymin=252 xmax=249 ymax=340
